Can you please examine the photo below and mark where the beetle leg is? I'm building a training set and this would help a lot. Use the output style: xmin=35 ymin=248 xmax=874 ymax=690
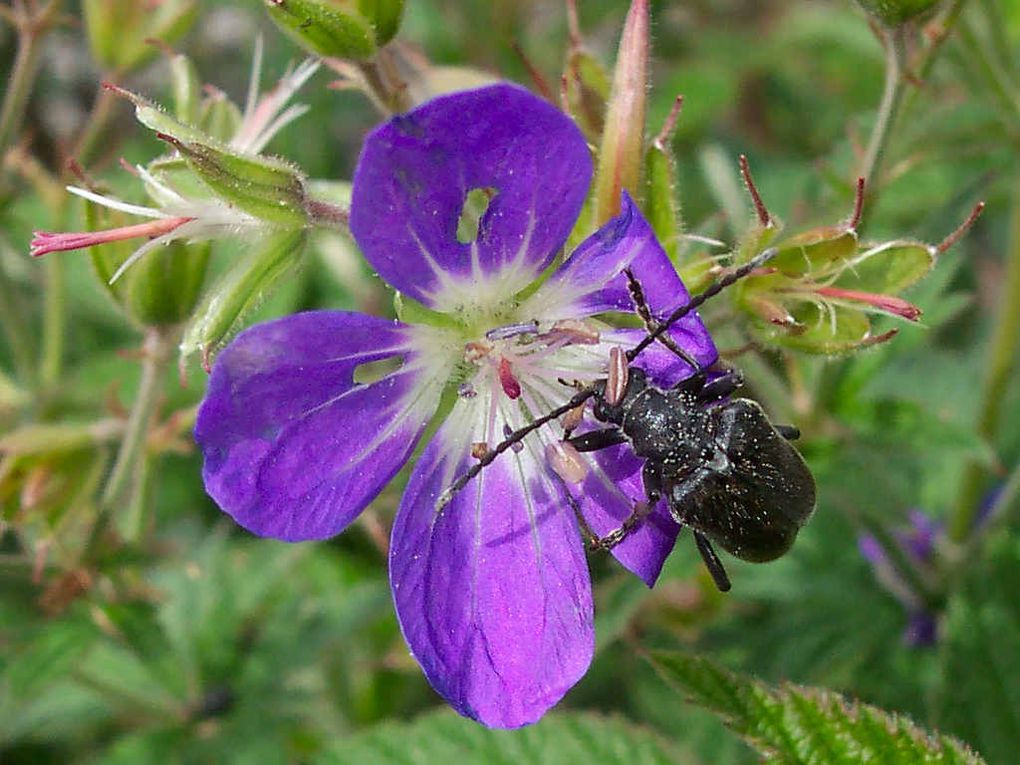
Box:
xmin=671 ymin=370 xmax=707 ymax=394
xmin=694 ymin=532 xmax=732 ymax=592
xmin=591 ymin=461 xmax=664 ymax=551
xmin=692 ymin=367 xmax=744 ymax=401
xmin=566 ymin=427 xmax=629 ymax=453
xmin=664 ymin=464 xmax=736 ymax=584
xmin=556 ymin=480 xmax=600 ymax=548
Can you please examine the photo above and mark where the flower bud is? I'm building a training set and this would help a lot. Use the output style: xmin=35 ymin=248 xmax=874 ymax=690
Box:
xmin=117 ymin=78 xmax=312 ymax=226
xmin=167 ymin=51 xmax=203 ymax=126
xmin=593 ymin=0 xmax=649 ymax=226
xmin=856 ymin=0 xmax=942 ymax=26
xmin=159 ymin=133 xmax=309 ymax=227
xmin=83 ymin=199 xmax=210 ymax=327
xmin=181 ymin=230 xmax=307 ymax=364
xmin=83 ymin=0 xmax=197 ymax=72
xmin=265 ymin=0 xmax=405 ymax=60
xmin=199 ymin=94 xmax=244 ymax=144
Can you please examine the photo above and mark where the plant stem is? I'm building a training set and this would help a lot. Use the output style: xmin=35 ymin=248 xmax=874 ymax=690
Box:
xmin=955 ymin=13 xmax=1020 ymax=133
xmin=39 ymin=255 xmax=65 ymax=390
xmin=118 ymin=450 xmax=154 ymax=543
xmin=950 ymin=174 xmax=1020 ymax=542
xmin=306 ymin=198 xmax=350 ymax=230
xmin=0 ymin=1 xmax=64 ymax=165
xmin=0 ymin=28 xmax=43 ymax=167
xmin=73 ymin=83 xmax=120 ymax=167
xmin=100 ymin=327 xmax=173 ymax=518
xmin=858 ymin=25 xmax=907 ymax=191
xmin=899 ymin=0 xmax=969 ymax=119
xmin=355 ymin=59 xmax=396 ymax=114
xmin=0 ymin=256 xmax=37 ymax=384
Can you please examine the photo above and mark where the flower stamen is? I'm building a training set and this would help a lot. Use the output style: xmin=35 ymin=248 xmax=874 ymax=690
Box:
xmin=30 ymin=216 xmax=194 ymax=258
xmin=498 ymin=357 xmax=522 ymax=399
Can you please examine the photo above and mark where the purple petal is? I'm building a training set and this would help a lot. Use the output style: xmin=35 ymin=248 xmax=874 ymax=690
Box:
xmin=602 ymin=328 xmax=712 ymax=390
xmin=904 ymin=610 xmax=939 ymax=648
xmin=976 ymin=485 xmax=1003 ymax=529
xmin=858 ymin=534 xmax=886 ymax=566
xmin=901 ymin=509 xmax=940 ymax=562
xmin=196 ymin=311 xmax=436 ymax=541
xmin=538 ymin=193 xmax=717 ymax=380
xmin=566 ymin=440 xmax=680 ymax=587
xmin=390 ymin=418 xmax=594 ymax=728
xmin=350 ymin=84 xmax=592 ymax=308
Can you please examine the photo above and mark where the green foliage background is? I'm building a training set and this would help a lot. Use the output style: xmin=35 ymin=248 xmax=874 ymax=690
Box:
xmin=1 ymin=0 xmax=1019 ymax=762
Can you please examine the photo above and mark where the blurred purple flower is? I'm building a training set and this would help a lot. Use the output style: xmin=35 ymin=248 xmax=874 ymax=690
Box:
xmin=858 ymin=510 xmax=941 ymax=647
xmin=859 ymin=483 xmax=1005 ymax=649
xmin=195 ymin=84 xmax=717 ymax=727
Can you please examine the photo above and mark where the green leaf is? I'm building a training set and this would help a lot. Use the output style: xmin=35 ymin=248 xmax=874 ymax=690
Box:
xmin=2 ymin=619 xmax=98 ymax=703
xmin=593 ymin=574 xmax=651 ymax=653
xmin=698 ymin=144 xmax=750 ymax=237
xmin=648 ymin=652 xmax=984 ymax=764
xmin=935 ymin=534 xmax=1020 ymax=765
xmin=0 ymin=420 xmax=121 ymax=455
xmin=315 ymin=709 xmax=683 ymax=764
xmin=168 ymin=51 xmax=203 ymax=125
xmin=82 ymin=0 xmax=197 ymax=73
xmin=856 ymin=0 xmax=941 ymax=26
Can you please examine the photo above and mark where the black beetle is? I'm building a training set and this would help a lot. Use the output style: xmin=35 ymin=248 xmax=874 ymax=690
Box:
xmin=438 ymin=247 xmax=816 ymax=591
xmin=569 ymin=357 xmax=815 ymax=591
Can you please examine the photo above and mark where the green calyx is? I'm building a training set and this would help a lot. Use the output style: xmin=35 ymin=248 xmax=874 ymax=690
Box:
xmin=264 ymin=0 xmax=406 ymax=60
xmin=181 ymin=229 xmax=308 ymax=362
xmin=83 ymin=200 xmax=210 ymax=328
xmin=734 ymin=229 xmax=935 ymax=354
xmin=856 ymin=0 xmax=942 ymax=26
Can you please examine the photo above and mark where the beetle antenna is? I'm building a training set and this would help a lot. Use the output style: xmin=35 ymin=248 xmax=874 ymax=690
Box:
xmin=627 ymin=247 xmax=777 ymax=363
xmin=436 ymin=386 xmax=596 ymax=509
xmin=624 ymin=267 xmax=704 ymax=372
xmin=439 ymin=247 xmax=778 ymax=510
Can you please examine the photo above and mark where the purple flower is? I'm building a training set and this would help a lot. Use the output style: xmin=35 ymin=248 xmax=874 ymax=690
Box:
xmin=195 ymin=84 xmax=716 ymax=727
xmin=858 ymin=510 xmax=941 ymax=647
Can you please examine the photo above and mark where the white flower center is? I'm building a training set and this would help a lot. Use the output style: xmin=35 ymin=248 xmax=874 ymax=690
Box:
xmin=451 ymin=317 xmax=614 ymax=455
